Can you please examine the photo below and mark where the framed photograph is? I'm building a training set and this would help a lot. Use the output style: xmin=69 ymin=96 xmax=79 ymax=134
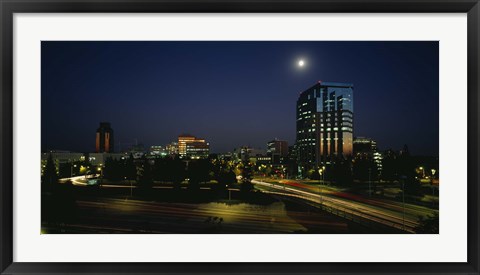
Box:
xmin=1 ymin=0 xmax=479 ymax=274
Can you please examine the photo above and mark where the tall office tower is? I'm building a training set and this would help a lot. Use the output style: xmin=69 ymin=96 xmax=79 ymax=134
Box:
xmin=296 ymin=81 xmax=353 ymax=169
xmin=267 ymin=139 xmax=288 ymax=164
xmin=267 ymin=139 xmax=289 ymax=157
xmin=95 ymin=122 xmax=114 ymax=153
xmin=178 ymin=134 xmax=210 ymax=159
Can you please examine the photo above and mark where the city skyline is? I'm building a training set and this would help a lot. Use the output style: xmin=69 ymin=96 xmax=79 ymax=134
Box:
xmin=42 ymin=41 xmax=439 ymax=156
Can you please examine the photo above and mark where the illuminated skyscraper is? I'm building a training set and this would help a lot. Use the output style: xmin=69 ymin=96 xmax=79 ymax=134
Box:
xmin=95 ymin=122 xmax=114 ymax=153
xmin=296 ymin=81 xmax=354 ymax=169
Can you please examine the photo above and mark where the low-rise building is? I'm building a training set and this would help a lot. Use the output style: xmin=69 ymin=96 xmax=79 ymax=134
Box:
xmin=178 ymin=134 xmax=210 ymax=159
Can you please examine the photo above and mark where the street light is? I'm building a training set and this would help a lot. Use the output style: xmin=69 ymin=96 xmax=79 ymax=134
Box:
xmin=368 ymin=168 xmax=372 ymax=197
xmin=402 ymin=181 xmax=405 ymax=231
xmin=321 ymin=166 xmax=326 ymax=185
xmin=126 ymin=176 xmax=132 ymax=197
xmin=318 ymin=168 xmax=322 ymax=179
xmin=318 ymin=168 xmax=322 ymax=197
xmin=400 ymin=175 xmax=406 ymax=231
xmin=419 ymin=166 xmax=425 ymax=178
xmin=318 ymin=166 xmax=325 ymax=205
xmin=97 ymin=167 xmax=103 ymax=186
xmin=70 ymin=163 xmax=77 ymax=177
xmin=431 ymin=169 xmax=437 ymax=208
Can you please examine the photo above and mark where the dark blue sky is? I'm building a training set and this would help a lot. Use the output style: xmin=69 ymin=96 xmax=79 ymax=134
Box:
xmin=41 ymin=41 xmax=439 ymax=155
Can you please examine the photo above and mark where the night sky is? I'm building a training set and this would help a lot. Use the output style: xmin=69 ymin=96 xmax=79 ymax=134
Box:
xmin=41 ymin=41 xmax=439 ymax=156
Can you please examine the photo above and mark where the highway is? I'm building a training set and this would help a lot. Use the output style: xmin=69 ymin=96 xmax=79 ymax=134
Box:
xmin=252 ymin=179 xmax=437 ymax=233
xmin=57 ymin=176 xmax=435 ymax=233
xmin=43 ymin=197 xmax=356 ymax=234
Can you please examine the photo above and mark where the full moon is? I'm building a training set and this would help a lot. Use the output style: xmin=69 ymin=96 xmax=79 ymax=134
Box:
xmin=298 ymin=59 xmax=305 ymax=67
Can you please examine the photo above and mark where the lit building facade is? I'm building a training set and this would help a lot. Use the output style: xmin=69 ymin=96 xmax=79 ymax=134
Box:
xmin=267 ymin=139 xmax=288 ymax=157
xmin=88 ymin=152 xmax=127 ymax=166
xmin=267 ymin=139 xmax=288 ymax=165
xmin=166 ymin=142 xmax=179 ymax=156
xmin=178 ymin=134 xmax=210 ymax=159
xmin=235 ymin=146 xmax=266 ymax=162
xmin=353 ymin=137 xmax=377 ymax=155
xmin=296 ymin=81 xmax=354 ymax=169
xmin=95 ymin=122 xmax=114 ymax=153
xmin=150 ymin=145 xmax=168 ymax=156
xmin=353 ymin=137 xmax=383 ymax=174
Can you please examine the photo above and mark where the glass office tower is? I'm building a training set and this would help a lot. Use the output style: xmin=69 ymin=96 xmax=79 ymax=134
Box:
xmin=296 ymin=81 xmax=354 ymax=169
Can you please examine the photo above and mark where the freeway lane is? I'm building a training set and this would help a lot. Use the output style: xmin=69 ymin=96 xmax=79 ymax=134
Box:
xmin=252 ymin=179 xmax=435 ymax=233
xmin=42 ymin=198 xmax=353 ymax=234
xmin=278 ymin=180 xmax=438 ymax=220
xmin=279 ymin=179 xmax=438 ymax=223
xmin=56 ymin=176 xmax=434 ymax=233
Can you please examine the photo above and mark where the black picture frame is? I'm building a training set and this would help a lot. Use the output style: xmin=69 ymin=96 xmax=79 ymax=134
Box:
xmin=1 ymin=0 xmax=479 ymax=274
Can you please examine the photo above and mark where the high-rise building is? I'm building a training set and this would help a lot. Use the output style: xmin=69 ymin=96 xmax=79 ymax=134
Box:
xmin=296 ymin=81 xmax=354 ymax=169
xmin=178 ymin=134 xmax=210 ymax=159
xmin=95 ymin=122 xmax=114 ymax=153
xmin=267 ymin=139 xmax=288 ymax=157
xmin=267 ymin=139 xmax=288 ymax=165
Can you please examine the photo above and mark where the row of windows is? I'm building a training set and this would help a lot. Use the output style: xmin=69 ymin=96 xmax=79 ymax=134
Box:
xmin=298 ymin=138 xmax=315 ymax=142
xmin=297 ymin=115 xmax=313 ymax=121
xmin=319 ymin=127 xmax=353 ymax=132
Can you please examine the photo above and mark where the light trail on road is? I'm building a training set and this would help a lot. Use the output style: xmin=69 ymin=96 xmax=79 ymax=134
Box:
xmin=252 ymin=179 xmax=421 ymax=233
xmin=57 ymin=175 xmax=431 ymax=233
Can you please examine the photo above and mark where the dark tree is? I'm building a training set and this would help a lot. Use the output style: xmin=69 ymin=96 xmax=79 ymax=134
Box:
xmin=124 ymin=154 xmax=137 ymax=182
xmin=331 ymin=158 xmax=353 ymax=186
xmin=169 ymin=157 xmax=186 ymax=190
xmin=103 ymin=157 xmax=112 ymax=179
xmin=397 ymin=146 xmax=421 ymax=195
xmin=104 ymin=157 xmax=123 ymax=181
xmin=188 ymin=159 xmax=211 ymax=191
xmin=240 ymin=161 xmax=254 ymax=193
xmin=308 ymin=169 xmax=320 ymax=180
xmin=215 ymin=169 xmax=236 ymax=191
xmin=352 ymin=156 xmax=377 ymax=182
xmin=210 ymin=159 xmax=236 ymax=192
xmin=382 ymin=150 xmax=399 ymax=182
xmin=138 ymin=160 xmax=154 ymax=196
xmin=42 ymin=154 xmax=58 ymax=192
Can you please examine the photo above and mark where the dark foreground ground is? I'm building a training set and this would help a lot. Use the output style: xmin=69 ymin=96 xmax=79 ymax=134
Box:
xmin=41 ymin=186 xmax=391 ymax=234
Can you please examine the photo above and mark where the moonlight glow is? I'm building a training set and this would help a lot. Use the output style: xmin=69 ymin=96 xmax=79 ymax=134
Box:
xmin=298 ymin=59 xmax=305 ymax=67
